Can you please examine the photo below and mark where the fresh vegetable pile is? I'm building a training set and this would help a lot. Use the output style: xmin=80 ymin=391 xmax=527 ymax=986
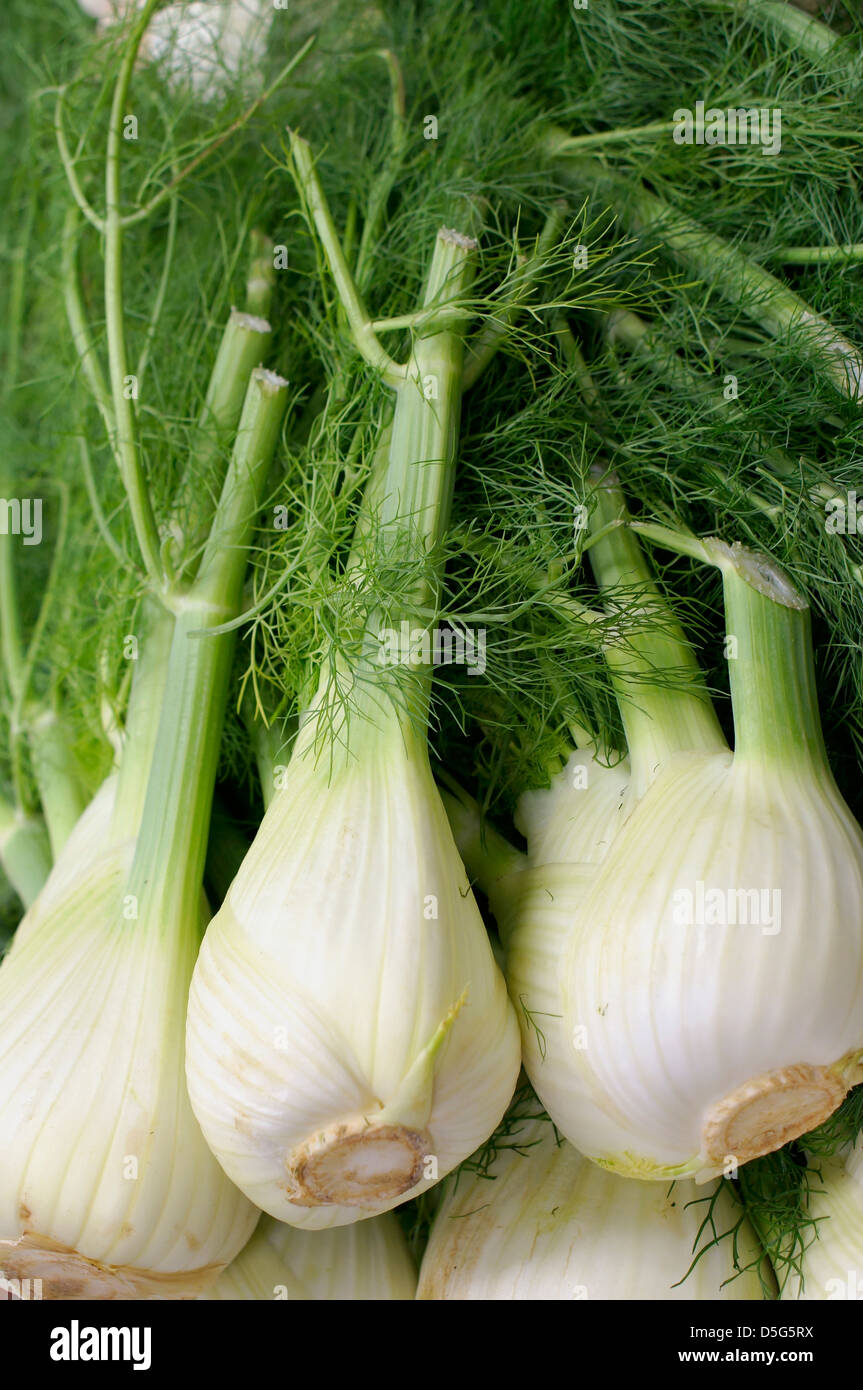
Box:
xmin=0 ymin=0 xmax=862 ymax=1303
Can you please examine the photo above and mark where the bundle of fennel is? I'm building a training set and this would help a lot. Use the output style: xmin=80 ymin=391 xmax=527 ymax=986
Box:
xmin=2 ymin=0 xmax=863 ymax=1304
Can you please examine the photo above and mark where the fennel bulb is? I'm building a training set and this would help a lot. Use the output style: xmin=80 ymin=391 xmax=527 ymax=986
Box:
xmin=186 ymin=172 xmax=521 ymax=1229
xmin=0 ymin=775 xmax=254 ymax=1299
xmin=417 ymin=1111 xmax=769 ymax=1300
xmin=496 ymin=483 xmax=863 ymax=1182
xmin=78 ymin=0 xmax=274 ymax=101
xmin=187 ymin=684 xmax=519 ymax=1228
xmin=780 ymin=1137 xmax=863 ymax=1300
xmin=202 ymin=1212 xmax=417 ymax=1300
xmin=0 ymin=364 xmax=289 ymax=1297
xmin=142 ymin=1 xmax=274 ymax=101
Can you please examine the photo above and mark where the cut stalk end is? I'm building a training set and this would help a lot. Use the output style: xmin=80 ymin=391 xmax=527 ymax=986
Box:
xmin=701 ymin=1063 xmax=847 ymax=1171
xmin=284 ymin=1119 xmax=430 ymax=1207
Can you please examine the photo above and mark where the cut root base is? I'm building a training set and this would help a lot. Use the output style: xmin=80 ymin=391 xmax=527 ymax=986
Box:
xmin=285 ymin=1119 xmax=430 ymax=1206
xmin=702 ymin=1063 xmax=847 ymax=1167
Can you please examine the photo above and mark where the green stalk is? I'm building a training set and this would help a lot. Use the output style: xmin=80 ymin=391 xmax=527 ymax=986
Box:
xmin=553 ymin=313 xmax=602 ymax=412
xmin=3 ymin=174 xmax=35 ymax=404
xmin=634 ymin=524 xmax=832 ymax=775
xmin=775 ymin=244 xmax=863 ymax=264
xmin=704 ymin=542 xmax=829 ymax=772
xmin=549 ymin=119 xmax=677 ymax=155
xmin=289 ymin=134 xmax=480 ymax=746
xmin=0 ymin=530 xmax=28 ymax=812
xmin=0 ymin=475 xmax=89 ymax=840
xmin=289 ymin=131 xmax=406 ymax=386
xmin=244 ymin=709 xmax=294 ymax=812
xmin=550 ymin=147 xmax=863 ymax=402
xmin=360 ymin=229 xmax=476 ymax=726
xmin=109 ymin=597 xmax=177 ymax=846
xmin=353 ymin=50 xmax=407 ymax=295
xmin=720 ymin=0 xmax=859 ymax=71
xmin=122 ymin=369 xmax=288 ymax=928
xmin=171 ymin=308 xmax=273 ymax=577
xmin=245 ymin=231 xmax=276 ymax=319
xmin=587 ymin=477 xmax=726 ymax=791
xmin=622 ymin=186 xmax=863 ymax=401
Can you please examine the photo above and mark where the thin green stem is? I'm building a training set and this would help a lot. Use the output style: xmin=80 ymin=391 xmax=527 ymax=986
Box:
xmin=0 ymin=531 xmax=26 ymax=707
xmin=462 ymin=205 xmax=565 ymax=390
xmin=120 ymin=39 xmax=316 ymax=230
xmin=718 ymin=0 xmax=858 ymax=70
xmin=103 ymin=0 xmax=164 ymax=590
xmin=288 ymin=130 xmax=407 ymax=385
xmin=549 ymin=119 xmax=677 ymax=154
xmin=27 ymin=707 xmax=88 ymax=859
xmin=3 ymin=174 xmax=36 ymax=403
xmin=353 ymin=49 xmax=408 ymax=293
xmin=54 ymin=86 xmax=106 ymax=234
xmin=553 ymin=312 xmax=602 ymax=411
xmin=774 ymin=244 xmax=863 ymax=264
xmin=62 ymin=207 xmax=117 ymax=443
xmin=626 ymin=520 xmax=714 ymax=567
xmin=134 ymin=187 xmax=179 ymax=388
xmin=79 ymin=437 xmax=135 ymax=571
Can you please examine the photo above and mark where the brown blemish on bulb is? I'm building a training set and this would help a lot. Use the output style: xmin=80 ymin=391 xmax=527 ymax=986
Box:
xmin=0 ymin=1232 xmax=226 ymax=1300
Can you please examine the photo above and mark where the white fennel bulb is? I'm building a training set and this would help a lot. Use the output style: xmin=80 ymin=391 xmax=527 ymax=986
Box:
xmin=187 ymin=685 xmax=520 ymax=1229
xmin=186 ymin=196 xmax=521 ymax=1229
xmin=495 ymin=482 xmax=863 ymax=1182
xmin=77 ymin=0 xmax=134 ymax=19
xmin=78 ymin=0 xmax=274 ymax=101
xmin=142 ymin=1 xmax=274 ymax=100
xmin=202 ymin=1212 xmax=417 ymax=1300
xmin=417 ymin=1106 xmax=770 ymax=1300
xmin=0 ymin=781 xmax=254 ymax=1298
xmin=781 ymin=1136 xmax=863 ymax=1301
xmin=0 ymin=358 xmax=288 ymax=1297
